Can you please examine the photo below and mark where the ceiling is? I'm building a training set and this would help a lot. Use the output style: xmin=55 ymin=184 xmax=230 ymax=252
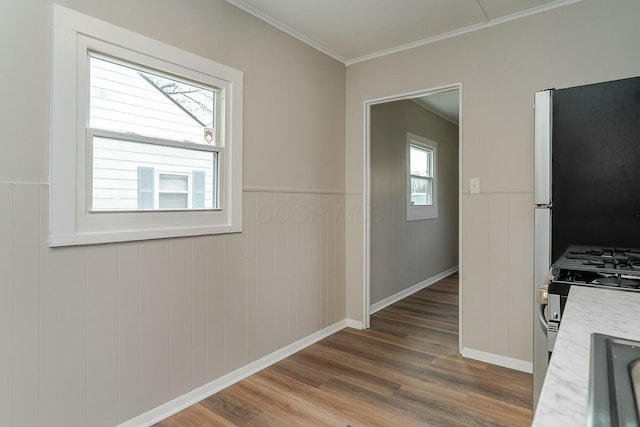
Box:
xmin=225 ymin=0 xmax=581 ymax=65
xmin=414 ymin=90 xmax=460 ymax=125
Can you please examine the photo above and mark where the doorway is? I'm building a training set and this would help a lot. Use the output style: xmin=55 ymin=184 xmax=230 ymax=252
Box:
xmin=363 ymin=84 xmax=462 ymax=352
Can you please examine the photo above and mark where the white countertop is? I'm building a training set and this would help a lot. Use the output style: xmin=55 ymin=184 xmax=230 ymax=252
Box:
xmin=533 ymin=286 xmax=640 ymax=426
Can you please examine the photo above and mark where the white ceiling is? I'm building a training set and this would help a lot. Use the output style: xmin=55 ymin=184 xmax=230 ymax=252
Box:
xmin=225 ymin=0 xmax=581 ymax=65
xmin=414 ymin=90 xmax=460 ymax=125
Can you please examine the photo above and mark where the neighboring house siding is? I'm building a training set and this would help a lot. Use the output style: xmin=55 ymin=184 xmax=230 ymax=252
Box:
xmin=92 ymin=138 xmax=215 ymax=211
xmin=89 ymin=56 xmax=216 ymax=210
xmin=90 ymin=57 xmax=211 ymax=143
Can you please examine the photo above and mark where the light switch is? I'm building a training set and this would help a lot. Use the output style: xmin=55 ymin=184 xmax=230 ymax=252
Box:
xmin=470 ymin=178 xmax=480 ymax=194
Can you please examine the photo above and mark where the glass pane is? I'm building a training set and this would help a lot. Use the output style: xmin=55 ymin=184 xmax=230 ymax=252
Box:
xmin=91 ymin=136 xmax=217 ymax=211
xmin=89 ymin=56 xmax=217 ymax=145
xmin=410 ymin=177 xmax=432 ymax=206
xmin=159 ymin=174 xmax=188 ymax=192
xmin=159 ymin=193 xmax=188 ymax=209
xmin=410 ymin=146 xmax=430 ymax=177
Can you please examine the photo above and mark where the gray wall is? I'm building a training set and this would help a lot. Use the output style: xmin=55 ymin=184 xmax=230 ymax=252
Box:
xmin=370 ymin=100 xmax=458 ymax=305
xmin=0 ymin=1 xmax=346 ymax=426
xmin=345 ymin=0 xmax=640 ymax=366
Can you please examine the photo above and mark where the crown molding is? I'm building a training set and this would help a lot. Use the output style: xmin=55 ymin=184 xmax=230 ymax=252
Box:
xmin=225 ymin=0 xmax=583 ymax=67
xmin=346 ymin=0 xmax=583 ymax=66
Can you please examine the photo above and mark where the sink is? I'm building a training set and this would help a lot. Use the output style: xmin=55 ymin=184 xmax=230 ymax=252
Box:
xmin=588 ymin=333 xmax=640 ymax=426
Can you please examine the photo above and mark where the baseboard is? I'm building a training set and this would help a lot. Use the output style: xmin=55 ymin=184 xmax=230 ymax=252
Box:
xmin=461 ymin=347 xmax=533 ymax=373
xmin=118 ymin=319 xmax=348 ymax=427
xmin=369 ymin=266 xmax=458 ymax=314
xmin=345 ymin=318 xmax=363 ymax=329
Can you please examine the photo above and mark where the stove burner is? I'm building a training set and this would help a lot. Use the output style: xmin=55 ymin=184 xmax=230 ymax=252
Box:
xmin=552 ymin=246 xmax=640 ymax=290
xmin=591 ymin=277 xmax=640 ymax=289
xmin=569 ymin=248 xmax=604 ymax=256
xmin=584 ymin=260 xmax=605 ymax=267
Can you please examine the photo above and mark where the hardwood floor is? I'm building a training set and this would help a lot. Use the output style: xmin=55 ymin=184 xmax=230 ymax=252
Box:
xmin=156 ymin=273 xmax=532 ymax=426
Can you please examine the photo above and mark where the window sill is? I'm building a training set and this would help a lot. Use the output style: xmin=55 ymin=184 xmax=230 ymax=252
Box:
xmin=49 ymin=223 xmax=242 ymax=247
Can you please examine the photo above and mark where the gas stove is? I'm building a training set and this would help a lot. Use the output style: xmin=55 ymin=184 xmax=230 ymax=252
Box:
xmin=545 ymin=245 xmax=640 ymax=353
xmin=551 ymin=245 xmax=640 ymax=291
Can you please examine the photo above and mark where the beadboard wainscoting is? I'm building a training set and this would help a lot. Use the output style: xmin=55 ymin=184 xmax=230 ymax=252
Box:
xmin=0 ymin=183 xmax=346 ymax=427
xmin=461 ymin=191 xmax=534 ymax=368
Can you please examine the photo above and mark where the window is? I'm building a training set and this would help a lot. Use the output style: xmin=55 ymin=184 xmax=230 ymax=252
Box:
xmin=406 ymin=133 xmax=438 ymax=221
xmin=410 ymin=145 xmax=433 ymax=206
xmin=88 ymin=55 xmax=219 ymax=213
xmin=50 ymin=5 xmax=243 ymax=246
xmin=157 ymin=173 xmax=190 ymax=209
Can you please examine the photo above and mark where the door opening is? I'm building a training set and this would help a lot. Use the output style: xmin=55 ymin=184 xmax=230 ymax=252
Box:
xmin=363 ymin=84 xmax=462 ymax=353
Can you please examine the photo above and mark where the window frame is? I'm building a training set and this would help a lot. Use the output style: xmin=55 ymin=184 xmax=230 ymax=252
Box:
xmin=406 ymin=132 xmax=438 ymax=221
xmin=50 ymin=4 xmax=243 ymax=247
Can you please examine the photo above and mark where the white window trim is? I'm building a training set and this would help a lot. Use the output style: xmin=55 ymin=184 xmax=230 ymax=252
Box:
xmin=156 ymin=172 xmax=192 ymax=210
xmin=406 ymin=132 xmax=438 ymax=221
xmin=50 ymin=4 xmax=243 ymax=247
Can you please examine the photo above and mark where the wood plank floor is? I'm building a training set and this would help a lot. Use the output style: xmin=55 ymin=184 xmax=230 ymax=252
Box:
xmin=156 ymin=273 xmax=532 ymax=426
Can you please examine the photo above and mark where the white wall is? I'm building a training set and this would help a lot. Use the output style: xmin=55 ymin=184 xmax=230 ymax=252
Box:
xmin=370 ymin=100 xmax=458 ymax=304
xmin=0 ymin=1 xmax=346 ymax=426
xmin=345 ymin=0 xmax=640 ymax=366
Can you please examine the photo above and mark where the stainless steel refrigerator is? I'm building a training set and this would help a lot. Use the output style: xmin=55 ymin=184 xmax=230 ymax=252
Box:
xmin=533 ymin=76 xmax=640 ymax=406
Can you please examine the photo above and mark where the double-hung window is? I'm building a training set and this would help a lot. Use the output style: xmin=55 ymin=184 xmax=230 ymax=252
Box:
xmin=89 ymin=54 xmax=219 ymax=213
xmin=406 ymin=133 xmax=438 ymax=221
xmin=50 ymin=5 xmax=243 ymax=246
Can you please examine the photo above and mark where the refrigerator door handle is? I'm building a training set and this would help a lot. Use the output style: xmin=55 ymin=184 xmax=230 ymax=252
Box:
xmin=535 ymin=275 xmax=550 ymax=333
xmin=535 ymin=90 xmax=552 ymax=205
xmin=536 ymin=303 xmax=548 ymax=332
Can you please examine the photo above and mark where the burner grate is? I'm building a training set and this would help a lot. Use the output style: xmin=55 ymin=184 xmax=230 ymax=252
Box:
xmin=552 ymin=245 xmax=640 ymax=279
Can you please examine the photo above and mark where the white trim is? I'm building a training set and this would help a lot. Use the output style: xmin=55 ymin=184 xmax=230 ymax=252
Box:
xmin=117 ymin=320 xmax=348 ymax=427
xmin=0 ymin=181 xmax=49 ymax=186
xmin=223 ymin=0 xmax=347 ymax=64
xmin=457 ymin=89 xmax=464 ymax=355
xmin=49 ymin=224 xmax=243 ymax=247
xmin=155 ymin=172 xmax=192 ymax=210
xmin=225 ymin=0 xmax=582 ymax=66
xmin=345 ymin=0 xmax=583 ymax=66
xmin=363 ymin=82 xmax=463 ymax=350
xmin=370 ymin=267 xmax=458 ymax=314
xmin=346 ymin=318 xmax=363 ymax=330
xmin=50 ymin=4 xmax=243 ymax=247
xmin=363 ymin=102 xmax=372 ymax=330
xmin=365 ymin=85 xmax=462 ymax=108
xmin=461 ymin=347 xmax=533 ymax=374
xmin=243 ymin=186 xmax=345 ymax=195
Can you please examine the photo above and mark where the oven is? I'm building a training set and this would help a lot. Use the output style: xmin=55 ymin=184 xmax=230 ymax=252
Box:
xmin=545 ymin=246 xmax=640 ymax=354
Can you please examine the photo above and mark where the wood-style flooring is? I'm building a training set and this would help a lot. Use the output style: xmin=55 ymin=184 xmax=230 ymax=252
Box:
xmin=156 ymin=273 xmax=533 ymax=426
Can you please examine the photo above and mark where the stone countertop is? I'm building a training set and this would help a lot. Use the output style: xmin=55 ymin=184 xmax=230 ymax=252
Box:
xmin=532 ymin=286 xmax=640 ymax=426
